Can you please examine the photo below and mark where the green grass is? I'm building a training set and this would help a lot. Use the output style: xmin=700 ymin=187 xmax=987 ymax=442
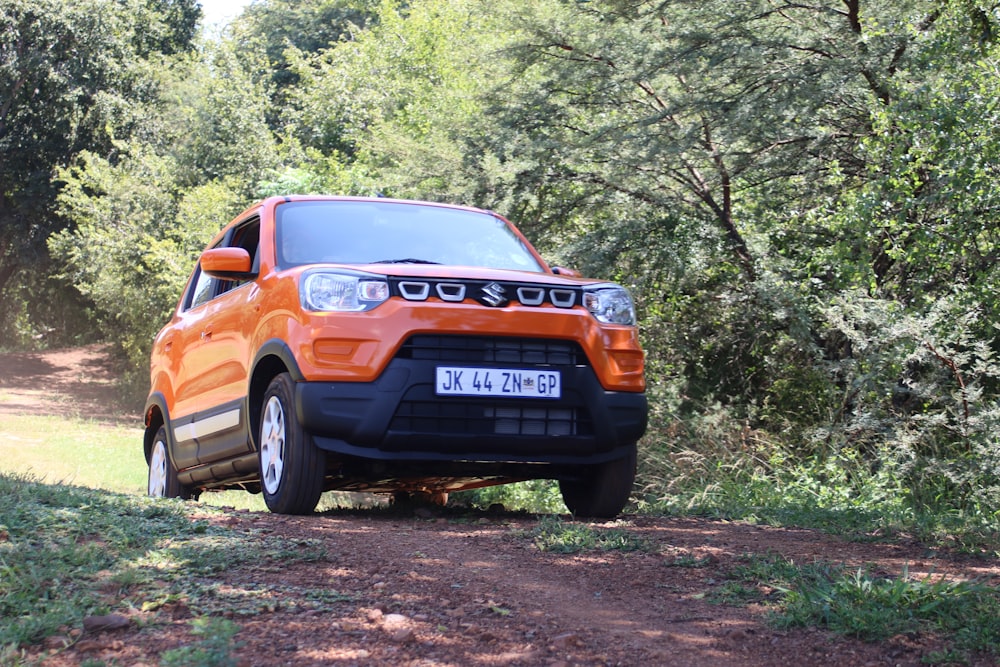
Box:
xmin=0 ymin=472 xmax=347 ymax=664
xmin=0 ymin=411 xmax=564 ymax=514
xmin=637 ymin=443 xmax=1000 ymax=554
xmin=776 ymin=563 xmax=1000 ymax=643
xmin=702 ymin=552 xmax=1000 ymax=663
xmin=0 ymin=414 xmax=146 ymax=494
xmin=0 ymin=413 xmax=352 ymax=513
xmin=160 ymin=617 xmax=242 ymax=667
xmin=0 ymin=473 xmax=204 ymax=648
xmin=528 ymin=515 xmax=655 ymax=554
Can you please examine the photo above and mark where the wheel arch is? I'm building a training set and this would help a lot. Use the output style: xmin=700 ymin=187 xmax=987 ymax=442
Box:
xmin=247 ymin=339 xmax=302 ymax=450
xmin=143 ymin=394 xmax=171 ymax=465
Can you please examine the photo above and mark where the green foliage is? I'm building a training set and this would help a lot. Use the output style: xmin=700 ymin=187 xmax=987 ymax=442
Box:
xmin=233 ymin=0 xmax=378 ymax=123
xmin=159 ymin=617 xmax=242 ymax=667
xmin=167 ymin=45 xmax=280 ymax=187
xmin=529 ymin=516 xmax=654 ymax=554
xmin=0 ymin=473 xmax=343 ymax=651
xmin=775 ymin=563 xmax=1000 ymax=659
xmin=817 ymin=293 xmax=1000 ymax=512
xmin=0 ymin=272 xmax=102 ymax=350
xmin=458 ymin=480 xmax=565 ymax=514
xmin=10 ymin=0 xmax=1000 ymax=530
xmin=0 ymin=0 xmax=200 ymax=344
xmin=48 ymin=148 xmax=240 ymax=394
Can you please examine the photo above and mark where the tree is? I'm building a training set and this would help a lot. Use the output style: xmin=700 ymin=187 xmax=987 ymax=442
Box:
xmin=50 ymin=147 xmax=240 ymax=385
xmin=0 ymin=0 xmax=199 ymax=342
xmin=231 ymin=0 xmax=380 ymax=130
xmin=47 ymin=37 xmax=280 ymax=379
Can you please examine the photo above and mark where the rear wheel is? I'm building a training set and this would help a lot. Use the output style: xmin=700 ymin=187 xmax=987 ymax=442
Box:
xmin=259 ymin=373 xmax=325 ymax=515
xmin=147 ymin=426 xmax=190 ymax=500
xmin=559 ymin=445 xmax=637 ymax=519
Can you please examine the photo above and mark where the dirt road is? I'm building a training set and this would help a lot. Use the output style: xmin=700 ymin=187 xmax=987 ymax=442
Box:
xmin=2 ymin=347 xmax=996 ymax=666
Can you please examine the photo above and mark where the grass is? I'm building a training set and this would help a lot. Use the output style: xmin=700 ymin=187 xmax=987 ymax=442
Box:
xmin=776 ymin=563 xmax=1000 ymax=646
xmin=160 ymin=617 xmax=242 ymax=667
xmin=699 ymin=552 xmax=1000 ymax=663
xmin=5 ymin=403 xmax=1000 ymax=664
xmin=0 ymin=413 xmax=362 ymax=513
xmin=0 ymin=414 xmax=145 ymax=494
xmin=0 ymin=472 xmax=349 ymax=665
xmin=0 ymin=473 xmax=203 ymax=648
xmin=528 ymin=515 xmax=655 ymax=554
xmin=637 ymin=442 xmax=1000 ymax=555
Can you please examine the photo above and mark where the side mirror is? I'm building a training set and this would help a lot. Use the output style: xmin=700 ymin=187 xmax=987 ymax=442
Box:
xmin=551 ymin=266 xmax=581 ymax=278
xmin=201 ymin=247 xmax=255 ymax=280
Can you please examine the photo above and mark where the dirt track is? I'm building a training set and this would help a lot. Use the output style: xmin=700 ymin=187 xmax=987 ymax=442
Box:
xmin=2 ymin=347 xmax=997 ymax=666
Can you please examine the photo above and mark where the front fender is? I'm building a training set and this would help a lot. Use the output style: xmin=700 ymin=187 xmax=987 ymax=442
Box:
xmin=143 ymin=392 xmax=173 ymax=464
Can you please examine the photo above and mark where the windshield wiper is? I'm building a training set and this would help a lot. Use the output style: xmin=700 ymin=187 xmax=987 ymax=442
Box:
xmin=373 ymin=258 xmax=442 ymax=265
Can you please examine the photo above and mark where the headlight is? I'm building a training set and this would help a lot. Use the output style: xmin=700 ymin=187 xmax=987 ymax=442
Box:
xmin=582 ymin=284 xmax=636 ymax=325
xmin=301 ymin=271 xmax=389 ymax=312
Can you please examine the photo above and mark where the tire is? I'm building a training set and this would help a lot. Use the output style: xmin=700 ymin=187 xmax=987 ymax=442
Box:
xmin=559 ymin=445 xmax=637 ymax=519
xmin=147 ymin=426 xmax=190 ymax=500
xmin=259 ymin=373 xmax=325 ymax=515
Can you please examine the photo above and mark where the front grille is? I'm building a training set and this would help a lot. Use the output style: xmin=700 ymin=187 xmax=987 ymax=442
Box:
xmin=397 ymin=335 xmax=586 ymax=366
xmin=387 ymin=276 xmax=581 ymax=309
xmin=390 ymin=335 xmax=592 ymax=439
xmin=390 ymin=395 xmax=592 ymax=437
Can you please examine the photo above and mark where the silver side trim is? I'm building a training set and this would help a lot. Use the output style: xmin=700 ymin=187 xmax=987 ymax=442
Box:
xmin=174 ymin=408 xmax=241 ymax=444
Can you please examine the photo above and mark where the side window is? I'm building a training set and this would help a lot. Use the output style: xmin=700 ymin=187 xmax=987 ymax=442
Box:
xmin=183 ymin=217 xmax=261 ymax=310
xmin=187 ymin=265 xmax=217 ymax=310
xmin=232 ymin=219 xmax=261 ymax=267
xmin=220 ymin=219 xmax=261 ymax=294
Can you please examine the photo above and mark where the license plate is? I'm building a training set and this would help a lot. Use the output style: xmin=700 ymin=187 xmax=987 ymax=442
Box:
xmin=435 ymin=367 xmax=561 ymax=399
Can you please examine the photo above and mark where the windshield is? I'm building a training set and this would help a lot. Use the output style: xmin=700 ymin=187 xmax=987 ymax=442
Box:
xmin=275 ymin=200 xmax=545 ymax=272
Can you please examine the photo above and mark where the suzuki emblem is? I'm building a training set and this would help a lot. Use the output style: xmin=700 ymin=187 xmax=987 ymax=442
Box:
xmin=480 ymin=282 xmax=509 ymax=307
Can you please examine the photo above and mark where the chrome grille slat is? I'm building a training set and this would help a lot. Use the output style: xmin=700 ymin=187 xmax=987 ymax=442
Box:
xmin=399 ymin=281 xmax=430 ymax=300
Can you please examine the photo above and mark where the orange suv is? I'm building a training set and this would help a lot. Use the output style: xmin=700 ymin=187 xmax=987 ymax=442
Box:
xmin=144 ymin=196 xmax=646 ymax=517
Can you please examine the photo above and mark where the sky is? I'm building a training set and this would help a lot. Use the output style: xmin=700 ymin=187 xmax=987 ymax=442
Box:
xmin=199 ymin=0 xmax=254 ymax=26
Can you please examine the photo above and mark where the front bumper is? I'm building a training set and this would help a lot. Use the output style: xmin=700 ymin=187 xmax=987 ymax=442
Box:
xmin=295 ymin=347 xmax=647 ymax=466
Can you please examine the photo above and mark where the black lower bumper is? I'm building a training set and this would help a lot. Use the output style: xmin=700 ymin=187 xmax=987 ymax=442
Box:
xmin=295 ymin=357 xmax=647 ymax=465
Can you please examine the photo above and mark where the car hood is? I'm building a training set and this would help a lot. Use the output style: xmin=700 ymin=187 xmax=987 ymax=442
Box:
xmin=355 ymin=263 xmax=603 ymax=287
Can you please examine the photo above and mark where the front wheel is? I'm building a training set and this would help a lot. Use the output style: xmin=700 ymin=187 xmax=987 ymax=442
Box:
xmin=147 ymin=426 xmax=190 ymax=500
xmin=259 ymin=373 xmax=325 ymax=515
xmin=559 ymin=445 xmax=637 ymax=519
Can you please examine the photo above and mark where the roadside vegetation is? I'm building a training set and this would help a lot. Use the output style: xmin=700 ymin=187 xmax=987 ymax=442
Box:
xmin=3 ymin=412 xmax=1000 ymax=666
xmin=4 ymin=0 xmax=1000 ymax=534
xmin=3 ymin=466 xmax=999 ymax=666
xmin=3 ymin=0 xmax=1000 ymax=661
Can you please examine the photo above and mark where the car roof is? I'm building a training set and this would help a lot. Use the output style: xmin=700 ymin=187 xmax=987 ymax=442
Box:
xmin=237 ymin=195 xmax=497 ymax=223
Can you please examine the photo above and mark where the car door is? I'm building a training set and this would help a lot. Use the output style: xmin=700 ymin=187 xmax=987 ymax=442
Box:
xmin=171 ymin=219 xmax=261 ymax=465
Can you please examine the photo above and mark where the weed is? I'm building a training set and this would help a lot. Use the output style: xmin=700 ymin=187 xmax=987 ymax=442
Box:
xmin=529 ymin=515 xmax=654 ymax=554
xmin=766 ymin=562 xmax=1000 ymax=662
xmin=0 ymin=473 xmax=337 ymax=650
xmin=159 ymin=617 xmax=242 ymax=667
